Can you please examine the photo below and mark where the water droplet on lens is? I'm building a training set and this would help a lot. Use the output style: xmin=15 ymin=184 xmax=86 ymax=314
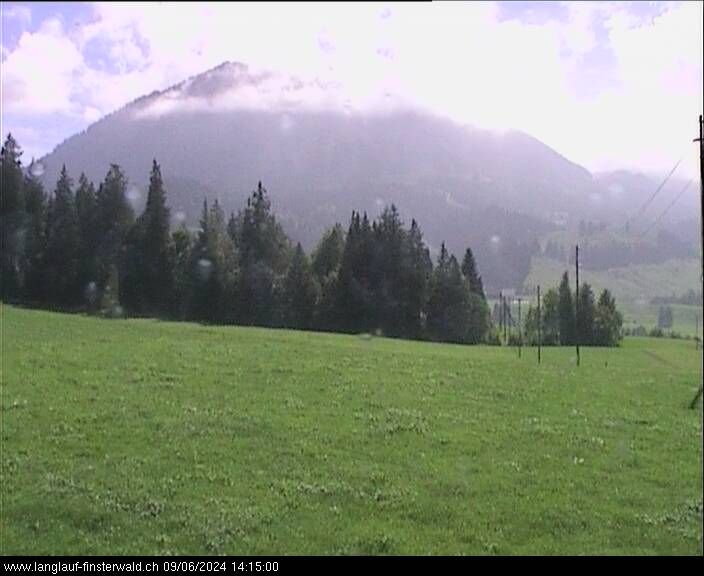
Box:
xmin=127 ymin=186 xmax=141 ymax=206
xmin=29 ymin=162 xmax=45 ymax=177
xmin=198 ymin=258 xmax=213 ymax=281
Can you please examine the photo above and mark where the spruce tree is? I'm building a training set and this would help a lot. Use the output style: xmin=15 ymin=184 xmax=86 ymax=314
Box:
xmin=95 ymin=164 xmax=134 ymax=302
xmin=312 ymin=223 xmax=345 ymax=280
xmin=542 ymin=288 xmax=561 ymax=345
xmin=75 ymin=173 xmax=99 ymax=305
xmin=576 ymin=283 xmax=596 ymax=345
xmin=170 ymin=226 xmax=193 ymax=319
xmin=333 ymin=211 xmax=363 ymax=332
xmin=1 ymin=134 xmax=25 ymax=298
xmin=557 ymin=271 xmax=576 ymax=345
xmin=233 ymin=182 xmax=289 ymax=326
xmin=461 ymin=247 xmax=485 ymax=299
xmin=190 ymin=198 xmax=237 ymax=322
xmin=426 ymin=243 xmax=484 ymax=343
xmin=400 ymin=218 xmax=432 ymax=339
xmin=140 ymin=160 xmax=174 ymax=314
xmin=22 ymin=171 xmax=47 ymax=302
xmin=594 ymin=289 xmax=623 ymax=346
xmin=282 ymin=243 xmax=319 ymax=329
xmin=44 ymin=166 xmax=80 ymax=305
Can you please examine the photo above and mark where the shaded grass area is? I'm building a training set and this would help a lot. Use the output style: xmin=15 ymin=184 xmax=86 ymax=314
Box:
xmin=1 ymin=305 xmax=702 ymax=555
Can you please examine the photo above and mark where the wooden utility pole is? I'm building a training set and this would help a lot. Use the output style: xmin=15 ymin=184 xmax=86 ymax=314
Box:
xmin=575 ymin=245 xmax=580 ymax=367
xmin=499 ymin=291 xmax=503 ymax=342
xmin=507 ymin=296 xmax=511 ymax=344
xmin=537 ymin=285 xmax=542 ymax=364
xmin=698 ymin=115 xmax=703 ymax=289
xmin=518 ymin=297 xmax=522 ymax=358
xmin=691 ymin=114 xmax=703 ymax=408
xmin=503 ymin=294 xmax=508 ymax=343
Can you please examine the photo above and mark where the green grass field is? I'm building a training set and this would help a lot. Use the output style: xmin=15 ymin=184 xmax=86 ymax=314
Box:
xmin=1 ymin=305 xmax=702 ymax=555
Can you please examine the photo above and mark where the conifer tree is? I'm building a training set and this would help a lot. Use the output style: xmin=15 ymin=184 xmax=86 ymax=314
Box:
xmin=312 ymin=223 xmax=345 ymax=280
xmin=461 ymin=247 xmax=485 ymax=299
xmin=558 ymin=271 xmax=576 ymax=345
xmin=542 ymin=288 xmax=561 ymax=345
xmin=75 ymin=173 xmax=99 ymax=303
xmin=95 ymin=164 xmax=134 ymax=302
xmin=189 ymin=198 xmax=237 ymax=322
xmin=426 ymin=243 xmax=485 ymax=343
xmin=169 ymin=226 xmax=192 ymax=319
xmin=1 ymin=134 xmax=25 ymax=298
xmin=400 ymin=218 xmax=433 ymax=339
xmin=594 ymin=289 xmax=623 ymax=346
xmin=576 ymin=282 xmax=596 ymax=345
xmin=22 ymin=171 xmax=47 ymax=302
xmin=282 ymin=243 xmax=319 ymax=329
xmin=233 ymin=182 xmax=289 ymax=325
xmin=138 ymin=160 xmax=174 ymax=313
xmin=44 ymin=166 xmax=80 ymax=305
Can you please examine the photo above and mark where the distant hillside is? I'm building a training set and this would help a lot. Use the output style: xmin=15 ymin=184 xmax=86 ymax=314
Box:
xmin=593 ymin=169 xmax=698 ymax=235
xmin=38 ymin=63 xmax=600 ymax=219
xmin=37 ymin=61 xmax=695 ymax=290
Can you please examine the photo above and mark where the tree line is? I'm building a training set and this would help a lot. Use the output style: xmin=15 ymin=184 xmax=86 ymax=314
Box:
xmin=1 ymin=134 xmax=493 ymax=345
xmin=1 ymin=133 xmax=625 ymax=347
xmin=522 ymin=272 xmax=623 ymax=347
xmin=542 ymin=234 xmax=695 ymax=270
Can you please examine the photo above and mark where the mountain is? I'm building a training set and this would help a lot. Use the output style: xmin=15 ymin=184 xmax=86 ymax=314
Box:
xmin=36 ymin=61 xmax=674 ymax=290
xmin=593 ymin=169 xmax=698 ymax=238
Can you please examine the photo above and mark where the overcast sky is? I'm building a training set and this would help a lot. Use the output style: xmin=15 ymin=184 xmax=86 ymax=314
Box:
xmin=1 ymin=1 xmax=702 ymax=178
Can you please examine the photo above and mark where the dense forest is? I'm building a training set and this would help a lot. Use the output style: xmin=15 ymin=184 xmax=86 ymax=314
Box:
xmin=1 ymin=133 xmax=622 ymax=346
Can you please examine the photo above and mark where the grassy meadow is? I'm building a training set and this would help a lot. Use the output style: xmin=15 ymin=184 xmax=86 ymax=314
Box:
xmin=1 ymin=305 xmax=702 ymax=555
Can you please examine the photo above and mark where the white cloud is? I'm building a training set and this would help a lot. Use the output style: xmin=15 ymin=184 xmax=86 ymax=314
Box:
xmin=1 ymin=18 xmax=84 ymax=115
xmin=0 ymin=1 xmax=701 ymax=177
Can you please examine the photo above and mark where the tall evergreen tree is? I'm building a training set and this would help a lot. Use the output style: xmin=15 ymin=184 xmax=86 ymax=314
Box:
xmin=282 ymin=243 xmax=319 ymax=329
xmin=170 ymin=226 xmax=193 ymax=319
xmin=22 ymin=171 xmax=47 ymax=302
xmin=125 ymin=160 xmax=174 ymax=314
xmin=558 ymin=271 xmax=576 ymax=345
xmin=426 ymin=243 xmax=486 ymax=343
xmin=333 ymin=211 xmax=376 ymax=332
xmin=44 ymin=166 xmax=80 ymax=305
xmin=75 ymin=173 xmax=99 ymax=305
xmin=542 ymin=288 xmax=561 ymax=345
xmin=189 ymin=198 xmax=237 ymax=322
xmin=1 ymin=134 xmax=25 ymax=298
xmin=594 ymin=289 xmax=623 ymax=346
xmin=576 ymin=282 xmax=596 ymax=345
xmin=95 ymin=164 xmax=134 ymax=302
xmin=461 ymin=247 xmax=485 ymax=299
xmin=399 ymin=218 xmax=433 ymax=339
xmin=312 ymin=223 xmax=345 ymax=280
xmin=237 ymin=181 xmax=290 ymax=273
xmin=231 ymin=183 xmax=289 ymax=325
xmin=373 ymin=205 xmax=406 ymax=336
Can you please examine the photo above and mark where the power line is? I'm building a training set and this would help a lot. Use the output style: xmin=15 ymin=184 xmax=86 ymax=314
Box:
xmin=624 ymin=157 xmax=683 ymax=230
xmin=638 ymin=178 xmax=693 ymax=239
